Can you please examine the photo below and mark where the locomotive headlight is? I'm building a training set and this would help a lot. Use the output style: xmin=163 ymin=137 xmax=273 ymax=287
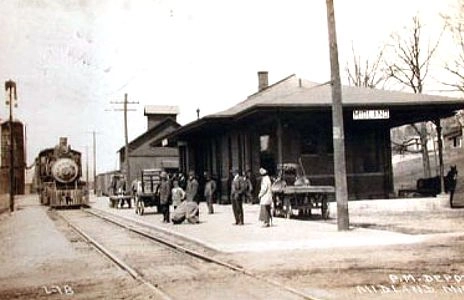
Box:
xmin=51 ymin=158 xmax=79 ymax=183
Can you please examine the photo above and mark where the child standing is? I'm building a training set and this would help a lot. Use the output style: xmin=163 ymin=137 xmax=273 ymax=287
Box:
xmin=171 ymin=180 xmax=185 ymax=210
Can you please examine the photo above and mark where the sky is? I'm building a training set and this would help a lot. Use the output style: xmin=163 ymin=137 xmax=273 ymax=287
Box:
xmin=0 ymin=0 xmax=459 ymax=178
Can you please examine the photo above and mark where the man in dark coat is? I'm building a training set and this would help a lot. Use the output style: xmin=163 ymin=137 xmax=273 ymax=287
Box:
xmin=158 ymin=171 xmax=171 ymax=222
xmin=204 ymin=172 xmax=217 ymax=214
xmin=231 ymin=170 xmax=245 ymax=225
xmin=185 ymin=170 xmax=199 ymax=202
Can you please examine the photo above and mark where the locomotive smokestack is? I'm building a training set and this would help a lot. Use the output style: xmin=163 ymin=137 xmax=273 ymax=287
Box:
xmin=59 ymin=137 xmax=68 ymax=147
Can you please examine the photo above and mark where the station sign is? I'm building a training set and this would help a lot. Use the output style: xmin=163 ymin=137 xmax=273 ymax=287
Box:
xmin=353 ymin=109 xmax=390 ymax=120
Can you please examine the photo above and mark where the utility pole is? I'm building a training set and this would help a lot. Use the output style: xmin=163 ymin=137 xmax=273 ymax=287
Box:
xmin=92 ymin=131 xmax=96 ymax=194
xmin=326 ymin=0 xmax=349 ymax=230
xmin=85 ymin=145 xmax=89 ymax=194
xmin=5 ymin=80 xmax=17 ymax=213
xmin=86 ymin=130 xmax=99 ymax=194
xmin=109 ymin=93 xmax=138 ymax=187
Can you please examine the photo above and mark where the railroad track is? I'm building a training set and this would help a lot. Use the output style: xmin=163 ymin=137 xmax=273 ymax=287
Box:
xmin=54 ymin=208 xmax=321 ymax=300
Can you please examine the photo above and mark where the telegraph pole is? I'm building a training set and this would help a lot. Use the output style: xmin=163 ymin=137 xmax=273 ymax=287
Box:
xmin=87 ymin=130 xmax=99 ymax=194
xmin=123 ymin=94 xmax=130 ymax=186
xmin=92 ymin=131 xmax=96 ymax=194
xmin=109 ymin=93 xmax=138 ymax=187
xmin=5 ymin=80 xmax=17 ymax=213
xmin=326 ymin=0 xmax=349 ymax=230
xmin=85 ymin=145 xmax=89 ymax=194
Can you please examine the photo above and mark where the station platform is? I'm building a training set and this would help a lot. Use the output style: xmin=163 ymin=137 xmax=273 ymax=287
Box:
xmin=90 ymin=196 xmax=433 ymax=253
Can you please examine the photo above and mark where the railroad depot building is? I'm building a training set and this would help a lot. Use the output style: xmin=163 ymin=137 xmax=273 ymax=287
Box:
xmin=118 ymin=105 xmax=181 ymax=185
xmin=157 ymin=72 xmax=464 ymax=201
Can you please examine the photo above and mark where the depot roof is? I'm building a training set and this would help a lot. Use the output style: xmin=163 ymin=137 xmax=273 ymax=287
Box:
xmin=152 ymin=74 xmax=464 ymax=145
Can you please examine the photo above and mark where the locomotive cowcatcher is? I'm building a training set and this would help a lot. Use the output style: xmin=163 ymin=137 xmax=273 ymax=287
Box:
xmin=35 ymin=137 xmax=88 ymax=208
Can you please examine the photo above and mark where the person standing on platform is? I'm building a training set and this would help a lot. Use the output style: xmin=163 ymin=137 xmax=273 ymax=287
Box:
xmin=171 ymin=180 xmax=185 ymax=210
xmin=178 ymin=172 xmax=187 ymax=190
xmin=185 ymin=170 xmax=199 ymax=202
xmin=158 ymin=171 xmax=171 ymax=223
xmin=244 ymin=170 xmax=254 ymax=204
xmin=258 ymin=167 xmax=273 ymax=227
xmin=204 ymin=173 xmax=217 ymax=214
xmin=231 ymin=169 xmax=245 ymax=225
xmin=227 ymin=169 xmax=233 ymax=205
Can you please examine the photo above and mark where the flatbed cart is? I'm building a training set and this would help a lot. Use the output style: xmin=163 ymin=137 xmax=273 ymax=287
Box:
xmin=272 ymin=185 xmax=335 ymax=219
xmin=135 ymin=168 xmax=162 ymax=215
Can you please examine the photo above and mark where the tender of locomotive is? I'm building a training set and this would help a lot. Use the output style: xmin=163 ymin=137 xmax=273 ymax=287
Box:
xmin=35 ymin=137 xmax=88 ymax=208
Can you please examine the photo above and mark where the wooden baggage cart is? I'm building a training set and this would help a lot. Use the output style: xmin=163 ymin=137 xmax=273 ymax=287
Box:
xmin=135 ymin=168 xmax=162 ymax=215
xmin=272 ymin=184 xmax=335 ymax=219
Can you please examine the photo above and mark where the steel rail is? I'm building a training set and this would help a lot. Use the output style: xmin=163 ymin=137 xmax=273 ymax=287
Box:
xmin=84 ymin=207 xmax=322 ymax=300
xmin=56 ymin=212 xmax=172 ymax=300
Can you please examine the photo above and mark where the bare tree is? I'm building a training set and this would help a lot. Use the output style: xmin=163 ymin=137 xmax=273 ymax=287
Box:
xmin=385 ymin=15 xmax=442 ymax=178
xmin=345 ymin=44 xmax=385 ymax=88
xmin=442 ymin=0 xmax=464 ymax=92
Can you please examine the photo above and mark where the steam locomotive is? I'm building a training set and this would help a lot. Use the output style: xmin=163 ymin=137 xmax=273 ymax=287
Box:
xmin=35 ymin=137 xmax=88 ymax=208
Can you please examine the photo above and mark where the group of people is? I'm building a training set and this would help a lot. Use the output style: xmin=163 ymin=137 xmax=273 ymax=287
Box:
xmin=131 ymin=170 xmax=217 ymax=224
xmin=230 ymin=167 xmax=273 ymax=227
xmin=127 ymin=167 xmax=273 ymax=227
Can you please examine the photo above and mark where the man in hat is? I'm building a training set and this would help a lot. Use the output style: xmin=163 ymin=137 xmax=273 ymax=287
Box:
xmin=204 ymin=172 xmax=216 ymax=214
xmin=185 ymin=170 xmax=199 ymax=202
xmin=158 ymin=171 xmax=171 ymax=222
xmin=258 ymin=167 xmax=273 ymax=227
xmin=231 ymin=169 xmax=245 ymax=225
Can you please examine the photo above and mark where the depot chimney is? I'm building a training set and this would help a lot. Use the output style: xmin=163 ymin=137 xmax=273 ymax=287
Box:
xmin=258 ymin=71 xmax=268 ymax=92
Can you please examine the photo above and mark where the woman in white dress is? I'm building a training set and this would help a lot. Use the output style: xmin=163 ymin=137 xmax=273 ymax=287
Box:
xmin=258 ymin=168 xmax=273 ymax=227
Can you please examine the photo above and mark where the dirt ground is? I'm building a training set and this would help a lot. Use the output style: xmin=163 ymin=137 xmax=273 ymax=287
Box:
xmin=1 ymin=194 xmax=464 ymax=299
xmin=0 ymin=196 xmax=156 ymax=299
xmin=223 ymin=205 xmax=464 ymax=300
xmin=226 ymin=233 xmax=464 ymax=299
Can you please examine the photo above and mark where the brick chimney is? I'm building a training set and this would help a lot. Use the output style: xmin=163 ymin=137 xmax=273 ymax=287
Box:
xmin=258 ymin=71 xmax=268 ymax=92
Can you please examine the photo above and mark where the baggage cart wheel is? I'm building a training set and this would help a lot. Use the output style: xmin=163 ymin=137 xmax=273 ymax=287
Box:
xmin=136 ymin=200 xmax=145 ymax=215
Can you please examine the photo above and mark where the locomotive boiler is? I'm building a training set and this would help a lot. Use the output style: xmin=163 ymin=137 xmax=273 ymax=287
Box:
xmin=35 ymin=137 xmax=88 ymax=208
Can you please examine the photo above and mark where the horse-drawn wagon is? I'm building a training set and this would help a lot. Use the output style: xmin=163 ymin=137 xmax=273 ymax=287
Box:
xmin=271 ymin=163 xmax=335 ymax=219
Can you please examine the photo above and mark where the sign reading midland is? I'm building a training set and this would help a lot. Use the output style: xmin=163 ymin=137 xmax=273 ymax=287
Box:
xmin=353 ymin=109 xmax=390 ymax=120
